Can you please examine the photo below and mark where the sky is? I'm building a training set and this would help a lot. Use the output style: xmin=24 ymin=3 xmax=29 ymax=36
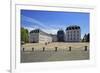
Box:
xmin=21 ymin=9 xmax=90 ymax=38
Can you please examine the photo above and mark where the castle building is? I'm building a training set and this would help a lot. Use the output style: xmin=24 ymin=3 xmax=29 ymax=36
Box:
xmin=29 ymin=25 xmax=81 ymax=43
xmin=29 ymin=29 xmax=52 ymax=43
xmin=65 ymin=25 xmax=81 ymax=42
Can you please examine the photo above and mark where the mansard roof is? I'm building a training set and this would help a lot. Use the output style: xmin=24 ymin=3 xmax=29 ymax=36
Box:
xmin=30 ymin=29 xmax=51 ymax=36
xmin=66 ymin=25 xmax=80 ymax=30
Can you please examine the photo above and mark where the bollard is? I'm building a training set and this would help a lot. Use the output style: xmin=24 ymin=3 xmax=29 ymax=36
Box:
xmin=84 ymin=46 xmax=87 ymax=51
xmin=69 ymin=46 xmax=71 ymax=51
xmin=55 ymin=47 xmax=57 ymax=52
xmin=45 ymin=42 xmax=47 ymax=45
xmin=32 ymin=48 xmax=34 ymax=52
xmin=43 ymin=47 xmax=45 ymax=52
xmin=23 ymin=48 xmax=25 ymax=52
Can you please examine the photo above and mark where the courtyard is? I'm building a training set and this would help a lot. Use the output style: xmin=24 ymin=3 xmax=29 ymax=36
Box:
xmin=21 ymin=42 xmax=89 ymax=63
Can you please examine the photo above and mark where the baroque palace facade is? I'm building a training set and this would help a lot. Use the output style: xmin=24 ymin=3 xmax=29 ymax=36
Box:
xmin=29 ymin=25 xmax=81 ymax=43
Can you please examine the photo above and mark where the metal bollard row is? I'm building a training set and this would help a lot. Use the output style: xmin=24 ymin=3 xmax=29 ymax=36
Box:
xmin=22 ymin=46 xmax=88 ymax=52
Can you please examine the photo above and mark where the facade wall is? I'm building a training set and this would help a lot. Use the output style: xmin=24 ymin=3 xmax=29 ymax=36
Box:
xmin=29 ymin=33 xmax=39 ymax=43
xmin=65 ymin=26 xmax=81 ymax=42
xmin=29 ymin=29 xmax=52 ymax=43
xmin=52 ymin=35 xmax=57 ymax=42
xmin=39 ymin=33 xmax=52 ymax=43
xmin=29 ymin=25 xmax=81 ymax=43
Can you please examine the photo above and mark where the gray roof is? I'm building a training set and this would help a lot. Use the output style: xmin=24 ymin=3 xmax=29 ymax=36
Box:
xmin=66 ymin=25 xmax=80 ymax=30
xmin=30 ymin=29 xmax=51 ymax=37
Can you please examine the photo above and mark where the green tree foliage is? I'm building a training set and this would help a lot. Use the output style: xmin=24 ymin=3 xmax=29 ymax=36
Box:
xmin=21 ymin=27 xmax=29 ymax=43
xmin=86 ymin=33 xmax=89 ymax=42
xmin=82 ymin=33 xmax=90 ymax=42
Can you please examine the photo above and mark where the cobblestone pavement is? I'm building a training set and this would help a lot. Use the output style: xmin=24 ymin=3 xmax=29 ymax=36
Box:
xmin=21 ymin=49 xmax=89 ymax=63
xmin=21 ymin=43 xmax=89 ymax=63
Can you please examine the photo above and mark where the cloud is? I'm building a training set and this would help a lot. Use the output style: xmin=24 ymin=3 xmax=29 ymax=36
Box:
xmin=48 ymin=24 xmax=66 ymax=30
xmin=21 ymin=15 xmax=49 ymax=29
xmin=21 ymin=15 xmax=64 ymax=34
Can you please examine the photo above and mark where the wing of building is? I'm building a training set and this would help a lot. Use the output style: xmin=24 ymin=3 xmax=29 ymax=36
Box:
xmin=29 ymin=29 xmax=52 ymax=43
xmin=65 ymin=25 xmax=81 ymax=42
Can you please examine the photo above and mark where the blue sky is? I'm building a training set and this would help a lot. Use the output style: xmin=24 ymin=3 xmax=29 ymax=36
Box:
xmin=21 ymin=9 xmax=90 ymax=38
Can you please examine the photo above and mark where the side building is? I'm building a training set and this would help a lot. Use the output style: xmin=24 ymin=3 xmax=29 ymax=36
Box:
xmin=51 ymin=34 xmax=57 ymax=42
xmin=57 ymin=29 xmax=65 ymax=42
xmin=65 ymin=25 xmax=81 ymax=42
xmin=29 ymin=29 xmax=52 ymax=43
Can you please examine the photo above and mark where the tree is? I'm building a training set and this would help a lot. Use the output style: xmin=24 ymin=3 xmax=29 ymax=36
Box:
xmin=21 ymin=27 xmax=29 ymax=43
xmin=86 ymin=33 xmax=90 ymax=42
xmin=82 ymin=33 xmax=90 ymax=42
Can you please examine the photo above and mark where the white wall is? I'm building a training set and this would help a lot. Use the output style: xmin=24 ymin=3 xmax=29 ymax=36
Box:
xmin=66 ymin=29 xmax=80 ymax=42
xmin=39 ymin=33 xmax=52 ymax=43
